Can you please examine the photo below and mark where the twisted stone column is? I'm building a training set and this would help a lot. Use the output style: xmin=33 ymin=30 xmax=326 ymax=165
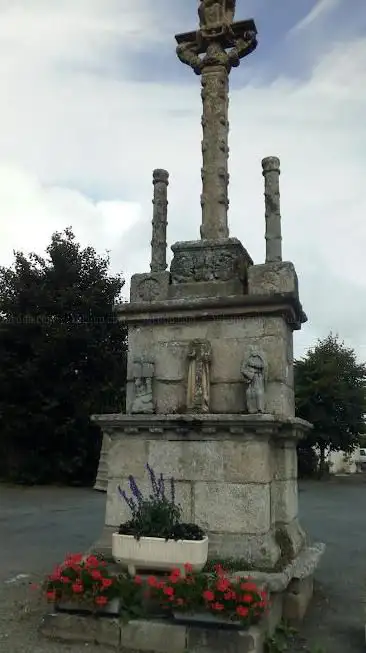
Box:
xmin=151 ymin=169 xmax=169 ymax=272
xmin=200 ymin=53 xmax=229 ymax=240
xmin=175 ymin=16 xmax=257 ymax=242
xmin=262 ymin=156 xmax=282 ymax=263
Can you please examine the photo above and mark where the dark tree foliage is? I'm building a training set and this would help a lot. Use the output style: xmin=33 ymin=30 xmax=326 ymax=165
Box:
xmin=0 ymin=228 xmax=127 ymax=485
xmin=295 ymin=333 xmax=366 ymax=477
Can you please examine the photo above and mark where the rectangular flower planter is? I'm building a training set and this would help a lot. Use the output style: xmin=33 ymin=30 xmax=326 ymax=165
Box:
xmin=172 ymin=611 xmax=244 ymax=631
xmin=112 ymin=533 xmax=209 ymax=576
xmin=55 ymin=597 xmax=121 ymax=617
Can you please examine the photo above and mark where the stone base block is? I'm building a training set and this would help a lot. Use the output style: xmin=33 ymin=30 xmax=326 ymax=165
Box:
xmin=248 ymin=262 xmax=298 ymax=298
xmin=169 ymin=238 xmax=253 ymax=298
xmin=40 ymin=612 xmax=120 ymax=648
xmin=130 ymin=272 xmax=171 ymax=303
xmin=91 ymin=413 xmax=312 ymax=570
xmin=282 ymin=576 xmax=314 ymax=624
xmin=40 ymin=615 xmax=265 ymax=652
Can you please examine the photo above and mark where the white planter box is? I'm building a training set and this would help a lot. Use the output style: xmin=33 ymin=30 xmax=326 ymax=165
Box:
xmin=112 ymin=533 xmax=208 ymax=576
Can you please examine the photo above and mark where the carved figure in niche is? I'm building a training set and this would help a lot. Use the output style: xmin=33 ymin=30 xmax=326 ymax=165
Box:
xmin=187 ymin=339 xmax=212 ymax=413
xmin=241 ymin=351 xmax=266 ymax=414
xmin=131 ymin=361 xmax=154 ymax=414
xmin=198 ymin=0 xmax=236 ymax=38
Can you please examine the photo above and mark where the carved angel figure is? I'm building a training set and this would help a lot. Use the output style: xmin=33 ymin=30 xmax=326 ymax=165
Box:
xmin=198 ymin=0 xmax=236 ymax=37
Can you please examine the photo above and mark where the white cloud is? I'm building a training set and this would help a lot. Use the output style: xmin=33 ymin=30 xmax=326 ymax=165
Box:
xmin=0 ymin=164 xmax=140 ymax=275
xmin=290 ymin=0 xmax=340 ymax=32
xmin=0 ymin=1 xmax=365 ymax=360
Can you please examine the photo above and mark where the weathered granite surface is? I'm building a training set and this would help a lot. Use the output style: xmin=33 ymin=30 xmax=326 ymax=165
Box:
xmin=124 ymin=314 xmax=297 ymax=416
xmin=40 ymin=615 xmax=265 ymax=652
xmin=91 ymin=413 xmax=312 ymax=568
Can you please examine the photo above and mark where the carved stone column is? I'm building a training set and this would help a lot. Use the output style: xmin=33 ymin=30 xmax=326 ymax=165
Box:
xmin=175 ymin=13 xmax=257 ymax=243
xmin=200 ymin=49 xmax=230 ymax=240
xmin=262 ymin=156 xmax=282 ymax=263
xmin=151 ymin=168 xmax=169 ymax=272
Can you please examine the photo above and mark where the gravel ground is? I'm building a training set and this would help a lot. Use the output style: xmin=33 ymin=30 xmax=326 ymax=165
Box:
xmin=0 ymin=479 xmax=365 ymax=652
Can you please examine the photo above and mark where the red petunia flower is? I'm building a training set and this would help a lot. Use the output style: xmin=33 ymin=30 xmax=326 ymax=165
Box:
xmin=66 ymin=553 xmax=83 ymax=564
xmin=236 ymin=605 xmax=249 ymax=617
xmin=202 ymin=590 xmax=215 ymax=602
xmin=212 ymin=602 xmax=225 ymax=611
xmin=170 ymin=568 xmax=181 ymax=577
xmin=72 ymin=583 xmax=84 ymax=593
xmin=240 ymin=581 xmax=258 ymax=592
xmin=224 ymin=590 xmax=236 ymax=601
xmin=134 ymin=576 xmax=142 ymax=585
xmin=46 ymin=590 xmax=56 ymax=601
xmin=163 ymin=586 xmax=174 ymax=597
xmin=90 ymin=570 xmax=102 ymax=581
xmin=95 ymin=595 xmax=108 ymax=606
xmin=216 ymin=578 xmax=230 ymax=592
xmin=242 ymin=593 xmax=254 ymax=603
xmin=147 ymin=576 xmax=158 ymax=587
xmin=214 ymin=564 xmax=225 ymax=577
xmin=101 ymin=578 xmax=113 ymax=588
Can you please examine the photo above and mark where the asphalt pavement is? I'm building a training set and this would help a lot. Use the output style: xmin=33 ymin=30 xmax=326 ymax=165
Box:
xmin=0 ymin=478 xmax=365 ymax=651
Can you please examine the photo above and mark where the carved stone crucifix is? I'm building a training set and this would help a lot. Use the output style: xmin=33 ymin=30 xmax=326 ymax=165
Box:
xmin=175 ymin=3 xmax=257 ymax=241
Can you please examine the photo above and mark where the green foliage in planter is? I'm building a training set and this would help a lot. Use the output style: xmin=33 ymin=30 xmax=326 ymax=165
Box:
xmin=118 ymin=465 xmax=205 ymax=541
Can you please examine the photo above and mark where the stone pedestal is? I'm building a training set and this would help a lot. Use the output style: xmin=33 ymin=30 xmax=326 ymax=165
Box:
xmin=94 ymin=433 xmax=111 ymax=492
xmin=92 ymin=413 xmax=310 ymax=570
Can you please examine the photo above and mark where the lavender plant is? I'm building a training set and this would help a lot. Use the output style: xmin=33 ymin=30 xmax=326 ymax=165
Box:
xmin=117 ymin=464 xmax=204 ymax=541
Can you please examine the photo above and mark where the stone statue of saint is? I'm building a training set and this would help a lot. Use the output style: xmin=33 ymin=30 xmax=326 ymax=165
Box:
xmin=131 ymin=361 xmax=154 ymax=414
xmin=187 ymin=339 xmax=212 ymax=413
xmin=241 ymin=351 xmax=266 ymax=414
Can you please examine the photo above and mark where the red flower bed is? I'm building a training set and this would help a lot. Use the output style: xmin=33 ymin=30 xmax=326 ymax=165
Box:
xmin=142 ymin=563 xmax=269 ymax=626
xmin=43 ymin=553 xmax=123 ymax=607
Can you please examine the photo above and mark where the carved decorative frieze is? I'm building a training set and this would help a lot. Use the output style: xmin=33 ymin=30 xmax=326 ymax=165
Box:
xmin=170 ymin=239 xmax=252 ymax=285
xmin=130 ymin=272 xmax=170 ymax=303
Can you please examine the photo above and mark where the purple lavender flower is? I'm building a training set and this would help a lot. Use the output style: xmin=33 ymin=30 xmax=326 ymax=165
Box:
xmin=146 ymin=463 xmax=158 ymax=497
xmin=117 ymin=485 xmax=137 ymax=515
xmin=170 ymin=476 xmax=176 ymax=505
xmin=128 ymin=475 xmax=143 ymax=504
xmin=157 ymin=472 xmax=165 ymax=500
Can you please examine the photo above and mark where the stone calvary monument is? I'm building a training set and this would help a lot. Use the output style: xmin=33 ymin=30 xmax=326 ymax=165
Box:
xmin=92 ymin=0 xmax=324 ymax=623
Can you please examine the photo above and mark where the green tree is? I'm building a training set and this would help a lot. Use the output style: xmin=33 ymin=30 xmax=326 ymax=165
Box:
xmin=295 ymin=333 xmax=366 ymax=476
xmin=0 ymin=227 xmax=127 ymax=485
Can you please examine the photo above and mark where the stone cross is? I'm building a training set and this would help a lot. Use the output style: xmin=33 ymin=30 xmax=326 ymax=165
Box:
xmin=262 ymin=157 xmax=282 ymax=263
xmin=175 ymin=2 xmax=257 ymax=241
xmin=150 ymin=169 xmax=169 ymax=272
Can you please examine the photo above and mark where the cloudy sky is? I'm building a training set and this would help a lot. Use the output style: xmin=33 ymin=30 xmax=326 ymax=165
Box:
xmin=0 ymin=0 xmax=365 ymax=359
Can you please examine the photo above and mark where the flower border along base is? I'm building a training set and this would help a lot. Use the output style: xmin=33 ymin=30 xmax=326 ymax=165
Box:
xmin=55 ymin=596 xmax=121 ymax=617
xmin=112 ymin=533 xmax=209 ymax=576
xmin=172 ymin=611 xmax=244 ymax=630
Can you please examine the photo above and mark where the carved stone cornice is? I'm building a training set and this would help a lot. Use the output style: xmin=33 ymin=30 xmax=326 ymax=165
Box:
xmin=91 ymin=412 xmax=312 ymax=442
xmin=115 ymin=292 xmax=307 ymax=330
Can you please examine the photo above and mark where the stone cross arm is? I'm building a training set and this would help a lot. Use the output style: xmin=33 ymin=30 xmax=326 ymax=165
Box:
xmin=175 ymin=19 xmax=257 ymax=74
